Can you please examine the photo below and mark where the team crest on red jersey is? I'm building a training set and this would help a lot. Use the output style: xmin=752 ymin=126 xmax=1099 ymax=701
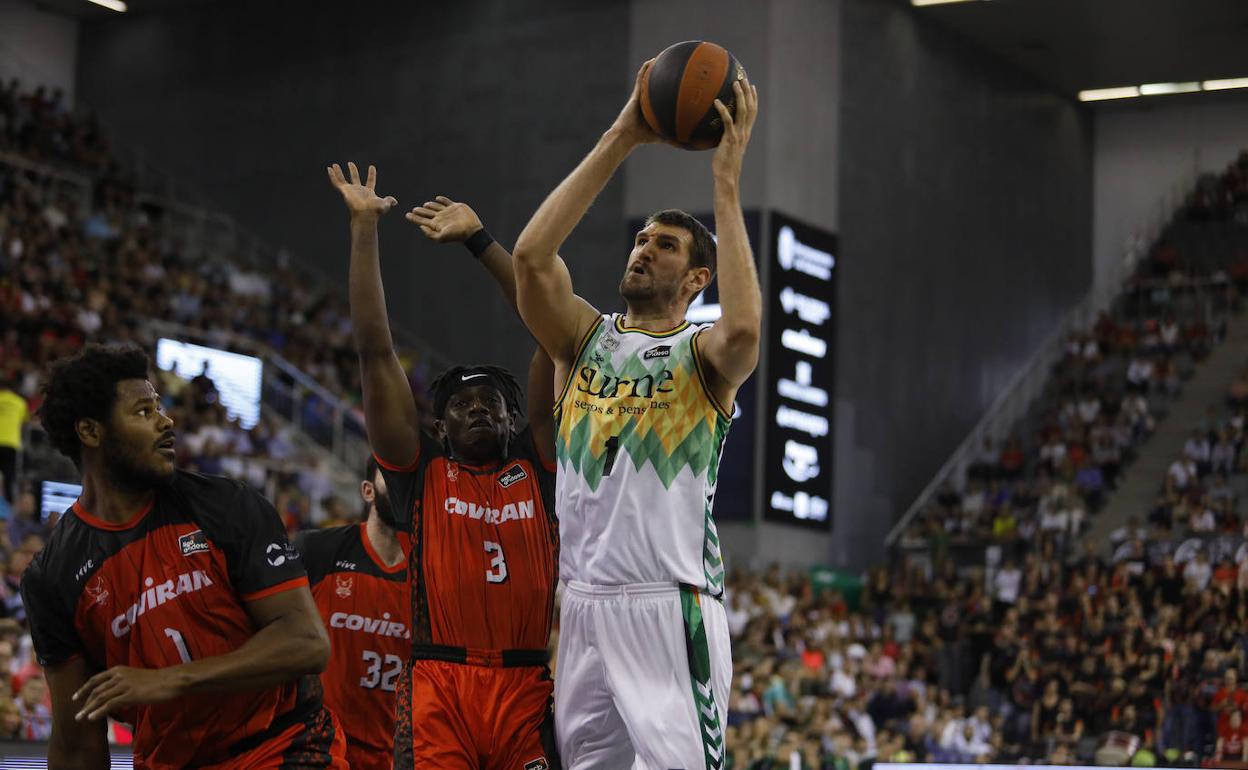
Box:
xmin=84 ymin=575 xmax=109 ymax=606
xmin=446 ymin=464 xmax=460 ymax=482
xmin=335 ymin=574 xmax=354 ymax=598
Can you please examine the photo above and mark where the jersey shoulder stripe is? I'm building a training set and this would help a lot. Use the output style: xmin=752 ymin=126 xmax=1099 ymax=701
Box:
xmin=554 ymin=315 xmax=607 ymax=415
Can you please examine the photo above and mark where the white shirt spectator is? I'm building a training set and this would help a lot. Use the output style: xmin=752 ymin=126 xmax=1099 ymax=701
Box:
xmin=1127 ymin=358 xmax=1155 ymax=386
xmin=1185 ymin=437 xmax=1212 ymax=464
xmin=962 ymin=487 xmax=986 ymax=515
xmin=76 ymin=307 xmax=102 ymax=335
xmin=967 ymin=714 xmax=993 ymax=746
xmin=1168 ymin=459 xmax=1194 ymax=490
xmin=1213 ymin=442 xmax=1236 ymax=475
xmin=1077 ymin=397 xmax=1102 ymax=424
xmin=1040 ymin=509 xmax=1070 ymax=534
xmin=889 ymin=607 xmax=917 ymax=643
xmin=1185 ymin=558 xmax=1213 ymax=590
xmin=1190 ymin=508 xmax=1217 ymax=533
xmin=941 ymin=719 xmax=966 ymax=749
xmin=830 ymin=669 xmax=856 ymax=698
xmin=994 ymin=566 xmax=1022 ymax=603
xmin=1040 ymin=440 xmax=1067 ymax=467
xmin=43 ymin=203 xmax=68 ymax=230
xmin=948 ymin=727 xmax=992 ymax=760
xmin=1161 ymin=321 xmax=1181 ymax=347
xmin=848 ymin=707 xmax=877 ymax=753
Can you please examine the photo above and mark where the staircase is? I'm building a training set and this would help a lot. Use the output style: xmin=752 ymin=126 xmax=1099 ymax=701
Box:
xmin=1085 ymin=311 xmax=1248 ymax=549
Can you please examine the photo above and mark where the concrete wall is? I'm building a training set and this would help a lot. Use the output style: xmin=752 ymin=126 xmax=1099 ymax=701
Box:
xmin=0 ymin=0 xmax=78 ymax=103
xmin=1093 ymin=94 xmax=1248 ymax=295
xmin=835 ymin=0 xmax=1093 ymax=568
xmin=77 ymin=0 xmax=630 ymax=379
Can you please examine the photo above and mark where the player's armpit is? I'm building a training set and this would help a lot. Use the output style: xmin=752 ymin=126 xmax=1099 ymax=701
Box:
xmin=514 ymin=254 xmax=601 ymax=366
xmin=695 ymin=320 xmax=760 ymax=394
xmin=46 ymin=656 xmax=109 ymax=770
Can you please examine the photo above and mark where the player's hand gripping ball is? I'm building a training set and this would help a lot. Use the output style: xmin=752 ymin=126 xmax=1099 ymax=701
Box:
xmin=640 ymin=40 xmax=747 ymax=151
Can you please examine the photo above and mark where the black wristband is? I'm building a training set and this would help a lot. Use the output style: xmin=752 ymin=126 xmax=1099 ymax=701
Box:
xmin=464 ymin=228 xmax=494 ymax=259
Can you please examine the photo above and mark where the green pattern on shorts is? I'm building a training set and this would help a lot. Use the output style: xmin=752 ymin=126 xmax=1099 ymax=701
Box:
xmin=681 ymin=585 xmax=724 ymax=770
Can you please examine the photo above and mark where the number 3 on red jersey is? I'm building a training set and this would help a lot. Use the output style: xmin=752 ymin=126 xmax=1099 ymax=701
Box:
xmin=484 ymin=541 xmax=508 ymax=584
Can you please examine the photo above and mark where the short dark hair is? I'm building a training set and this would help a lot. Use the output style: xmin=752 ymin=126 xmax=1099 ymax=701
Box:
xmin=40 ymin=344 xmax=150 ymax=467
xmin=644 ymin=209 xmax=717 ymax=278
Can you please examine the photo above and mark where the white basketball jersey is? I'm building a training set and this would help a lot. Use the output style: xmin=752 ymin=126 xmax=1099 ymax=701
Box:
xmin=554 ymin=313 xmax=731 ymax=593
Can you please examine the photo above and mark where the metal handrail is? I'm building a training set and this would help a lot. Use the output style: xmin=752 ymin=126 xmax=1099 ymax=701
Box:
xmin=142 ymin=318 xmax=368 ymax=463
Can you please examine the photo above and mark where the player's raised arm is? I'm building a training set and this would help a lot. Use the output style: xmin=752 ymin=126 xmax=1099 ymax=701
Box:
xmin=695 ymin=78 xmax=763 ymax=399
xmin=407 ymin=195 xmax=522 ymax=310
xmin=526 ymin=346 xmax=557 ymax=467
xmin=46 ymin=658 xmax=109 ymax=769
xmin=511 ymin=62 xmax=664 ymax=364
xmin=329 ymin=161 xmax=421 ymax=468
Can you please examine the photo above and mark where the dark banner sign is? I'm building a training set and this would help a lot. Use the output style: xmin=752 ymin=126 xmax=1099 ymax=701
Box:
xmin=763 ymin=212 xmax=836 ymax=529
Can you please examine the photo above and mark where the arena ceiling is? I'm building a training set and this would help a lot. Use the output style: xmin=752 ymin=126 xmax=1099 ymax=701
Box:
xmin=908 ymin=0 xmax=1248 ymax=96
xmin=44 ymin=0 xmax=1248 ymax=100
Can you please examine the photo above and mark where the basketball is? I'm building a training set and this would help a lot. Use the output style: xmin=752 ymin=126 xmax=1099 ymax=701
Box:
xmin=640 ymin=40 xmax=747 ymax=150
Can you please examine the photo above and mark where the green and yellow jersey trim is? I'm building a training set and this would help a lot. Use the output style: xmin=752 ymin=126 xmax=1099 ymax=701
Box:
xmin=613 ymin=316 xmax=691 ymax=338
xmin=690 ymin=330 xmax=733 ymax=421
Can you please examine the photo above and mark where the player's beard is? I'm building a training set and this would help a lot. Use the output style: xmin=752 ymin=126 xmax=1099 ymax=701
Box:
xmin=102 ymin=433 xmax=175 ymax=492
xmin=372 ymin=488 xmax=399 ymax=530
xmin=619 ymin=271 xmax=679 ymax=310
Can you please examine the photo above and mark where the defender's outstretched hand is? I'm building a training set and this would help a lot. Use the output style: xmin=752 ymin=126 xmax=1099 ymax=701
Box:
xmin=407 ymin=196 xmax=484 ymax=243
xmin=711 ymin=77 xmax=759 ymax=181
xmin=328 ymin=162 xmax=398 ymax=220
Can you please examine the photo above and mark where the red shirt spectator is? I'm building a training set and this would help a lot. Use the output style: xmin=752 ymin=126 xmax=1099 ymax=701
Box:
xmin=1214 ymin=670 xmax=1248 ymax=732
xmin=1000 ymin=441 xmax=1026 ymax=474
xmin=1216 ymin=710 xmax=1248 ymax=767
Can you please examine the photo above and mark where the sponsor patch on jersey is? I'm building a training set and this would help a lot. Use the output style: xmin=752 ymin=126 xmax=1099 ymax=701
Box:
xmin=179 ymin=529 xmax=210 ymax=557
xmin=643 ymin=344 xmax=672 ymax=360
xmin=497 ymin=463 xmax=529 ymax=489
xmin=265 ymin=542 xmax=300 ymax=567
xmin=523 ymin=759 xmax=549 ymax=770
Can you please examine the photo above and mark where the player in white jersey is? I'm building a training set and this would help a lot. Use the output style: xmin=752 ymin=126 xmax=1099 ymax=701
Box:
xmin=512 ymin=60 xmax=761 ymax=770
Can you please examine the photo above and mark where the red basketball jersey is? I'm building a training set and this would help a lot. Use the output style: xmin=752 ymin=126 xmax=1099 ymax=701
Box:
xmin=21 ymin=471 xmax=342 ymax=768
xmin=296 ymin=524 xmax=409 ymax=770
xmin=376 ymin=427 xmax=558 ymax=661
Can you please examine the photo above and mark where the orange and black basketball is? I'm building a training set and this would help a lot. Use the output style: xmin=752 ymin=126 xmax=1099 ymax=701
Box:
xmin=640 ymin=41 xmax=747 ymax=151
